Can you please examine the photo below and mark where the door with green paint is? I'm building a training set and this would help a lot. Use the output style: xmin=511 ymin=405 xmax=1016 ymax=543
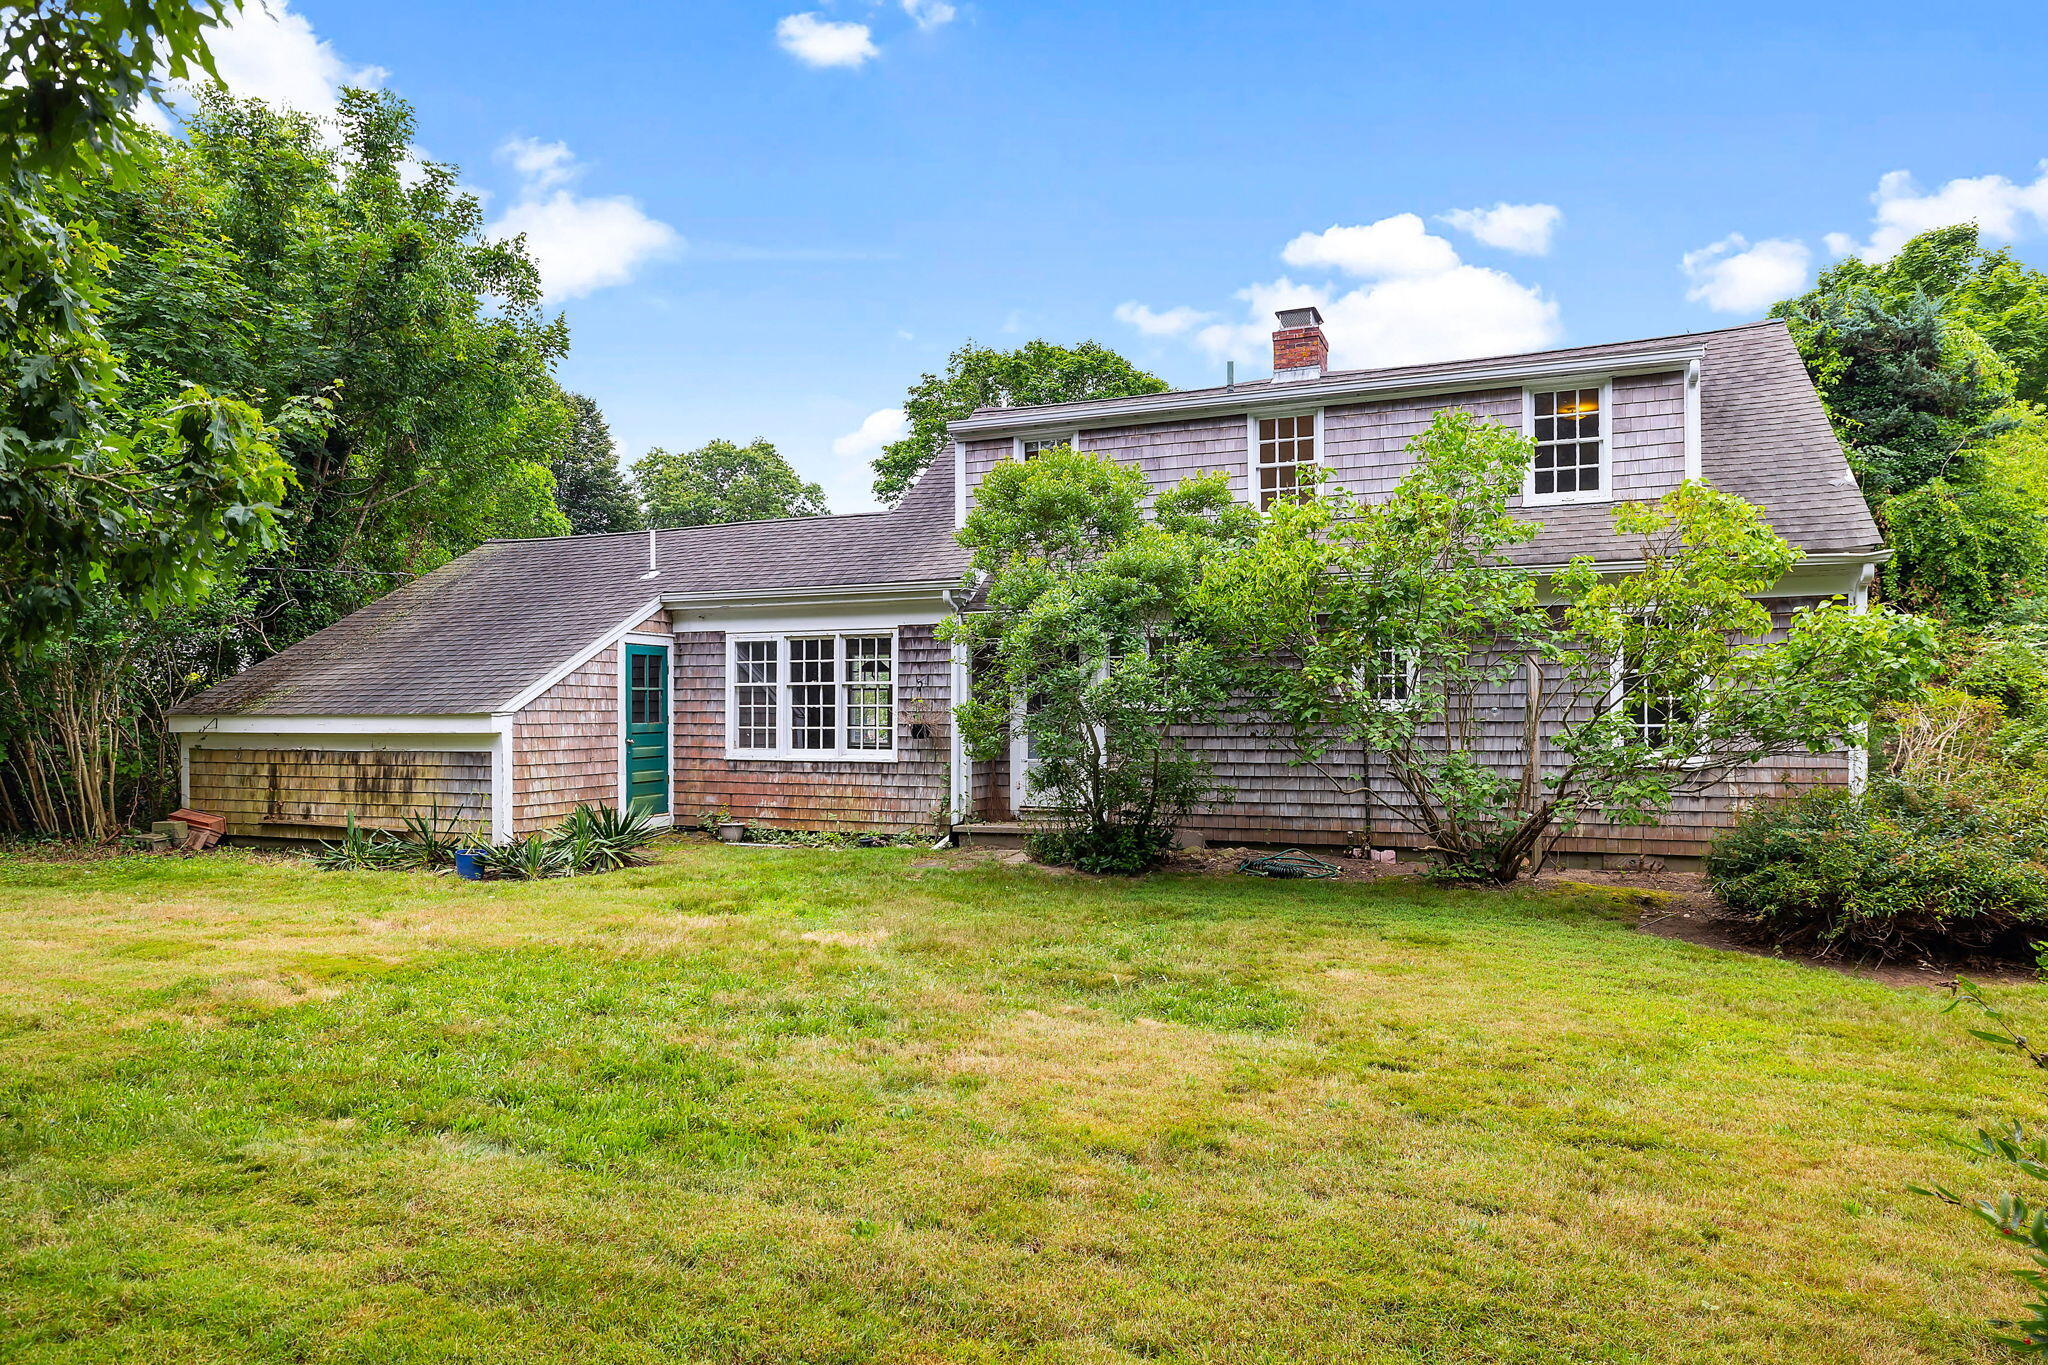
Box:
xmin=624 ymin=643 xmax=670 ymax=816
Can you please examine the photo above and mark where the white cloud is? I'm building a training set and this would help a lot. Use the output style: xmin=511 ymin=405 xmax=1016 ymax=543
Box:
xmin=496 ymin=137 xmax=577 ymax=193
xmin=1681 ymin=234 xmax=1812 ymax=313
xmin=200 ymin=0 xmax=386 ymax=117
xmin=487 ymin=138 xmax=679 ymax=300
xmin=1112 ymin=301 xmax=1212 ymax=336
xmin=776 ymin=13 xmax=879 ymax=68
xmin=1122 ymin=214 xmax=1559 ymax=373
xmin=832 ymin=407 xmax=908 ymax=459
xmin=902 ymin=0 xmax=957 ymax=29
xmin=1280 ymin=214 xmax=1459 ymax=278
xmin=1440 ymin=202 xmax=1562 ymax=256
xmin=1826 ymin=165 xmax=2048 ymax=260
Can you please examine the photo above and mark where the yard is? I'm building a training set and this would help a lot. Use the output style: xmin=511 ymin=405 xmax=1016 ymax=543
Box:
xmin=2 ymin=841 xmax=2042 ymax=1364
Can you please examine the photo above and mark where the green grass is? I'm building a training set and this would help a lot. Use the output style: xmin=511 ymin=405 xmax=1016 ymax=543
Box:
xmin=2 ymin=842 xmax=2044 ymax=1363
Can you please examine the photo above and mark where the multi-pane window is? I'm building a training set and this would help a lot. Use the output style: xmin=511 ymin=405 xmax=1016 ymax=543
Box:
xmin=1366 ymin=647 xmax=1413 ymax=705
xmin=628 ymin=649 xmax=667 ymax=724
xmin=1530 ymin=387 xmax=1603 ymax=500
xmin=1621 ymin=671 xmax=1685 ymax=748
xmin=733 ymin=641 xmax=778 ymax=749
xmin=729 ymin=634 xmax=896 ymax=757
xmin=1018 ymin=435 xmax=1075 ymax=460
xmin=1255 ymin=413 xmax=1317 ymax=509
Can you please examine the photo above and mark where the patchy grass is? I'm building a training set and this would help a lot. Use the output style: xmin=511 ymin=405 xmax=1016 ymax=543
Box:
xmin=1 ymin=842 xmax=2043 ymax=1363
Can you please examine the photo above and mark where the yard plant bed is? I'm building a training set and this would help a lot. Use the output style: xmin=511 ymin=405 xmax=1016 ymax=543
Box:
xmin=2 ymin=844 xmax=2043 ymax=1362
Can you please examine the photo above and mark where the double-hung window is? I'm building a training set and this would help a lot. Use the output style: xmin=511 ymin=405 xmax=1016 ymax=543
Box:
xmin=1365 ymin=646 xmax=1415 ymax=706
xmin=1526 ymin=385 xmax=1606 ymax=503
xmin=1252 ymin=411 xmax=1318 ymax=509
xmin=729 ymin=633 xmax=897 ymax=759
xmin=1619 ymin=671 xmax=1684 ymax=748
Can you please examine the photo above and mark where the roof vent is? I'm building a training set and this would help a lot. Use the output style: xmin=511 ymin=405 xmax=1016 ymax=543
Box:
xmin=1272 ymin=306 xmax=1328 ymax=381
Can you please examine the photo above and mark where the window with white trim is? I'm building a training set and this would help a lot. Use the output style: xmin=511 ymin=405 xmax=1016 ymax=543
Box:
xmin=1365 ymin=647 xmax=1415 ymax=705
xmin=1527 ymin=386 xmax=1605 ymax=502
xmin=1619 ymin=669 xmax=1688 ymax=749
xmin=728 ymin=633 xmax=897 ymax=758
xmin=1017 ymin=434 xmax=1076 ymax=461
xmin=1253 ymin=412 xmax=1317 ymax=509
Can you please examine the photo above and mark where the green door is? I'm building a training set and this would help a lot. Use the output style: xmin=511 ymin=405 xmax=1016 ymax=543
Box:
xmin=625 ymin=643 xmax=670 ymax=816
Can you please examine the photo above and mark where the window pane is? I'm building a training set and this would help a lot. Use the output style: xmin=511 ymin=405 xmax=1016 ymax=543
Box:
xmin=1531 ymin=388 xmax=1600 ymax=498
xmin=736 ymin=686 xmax=776 ymax=749
xmin=736 ymin=639 xmax=777 ymax=685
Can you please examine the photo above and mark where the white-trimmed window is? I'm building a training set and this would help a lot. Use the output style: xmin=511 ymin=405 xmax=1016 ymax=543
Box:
xmin=1016 ymin=434 xmax=1077 ymax=461
xmin=1525 ymin=385 xmax=1607 ymax=504
xmin=1251 ymin=411 xmax=1318 ymax=509
xmin=728 ymin=633 xmax=897 ymax=759
xmin=1365 ymin=647 xmax=1416 ymax=705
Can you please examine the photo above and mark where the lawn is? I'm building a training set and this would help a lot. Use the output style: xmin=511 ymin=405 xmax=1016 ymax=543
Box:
xmin=2 ymin=842 xmax=2044 ymax=1364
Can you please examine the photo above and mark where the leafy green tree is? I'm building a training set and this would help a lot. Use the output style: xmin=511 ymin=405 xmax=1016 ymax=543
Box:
xmin=1201 ymin=409 xmax=1937 ymax=884
xmin=634 ymin=438 xmax=826 ymax=528
xmin=547 ymin=392 xmax=639 ymax=535
xmin=1 ymin=0 xmax=295 ymax=648
xmin=941 ymin=446 xmax=1256 ymax=873
xmin=872 ymin=339 xmax=1169 ymax=503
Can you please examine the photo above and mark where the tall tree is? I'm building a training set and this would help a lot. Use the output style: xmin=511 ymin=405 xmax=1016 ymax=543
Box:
xmin=1 ymin=0 xmax=294 ymax=649
xmin=871 ymin=339 xmax=1169 ymax=503
xmin=547 ymin=392 xmax=639 ymax=534
xmin=634 ymin=438 xmax=826 ymax=528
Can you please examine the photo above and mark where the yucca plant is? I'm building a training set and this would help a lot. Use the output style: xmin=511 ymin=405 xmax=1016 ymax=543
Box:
xmin=546 ymin=804 xmax=658 ymax=873
xmin=474 ymin=834 xmax=568 ymax=881
xmin=313 ymin=815 xmax=413 ymax=871
xmin=397 ymin=808 xmax=478 ymax=869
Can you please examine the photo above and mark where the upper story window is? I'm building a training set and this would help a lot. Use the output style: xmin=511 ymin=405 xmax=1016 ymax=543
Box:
xmin=1253 ymin=411 xmax=1318 ymax=509
xmin=1017 ymin=434 xmax=1076 ymax=461
xmin=729 ymin=633 xmax=897 ymax=760
xmin=1526 ymin=386 xmax=1606 ymax=504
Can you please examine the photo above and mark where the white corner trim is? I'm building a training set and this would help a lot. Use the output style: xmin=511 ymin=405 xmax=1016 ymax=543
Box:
xmin=1683 ymin=358 xmax=1703 ymax=482
xmin=947 ymin=638 xmax=971 ymax=823
xmin=953 ymin=439 xmax=967 ymax=530
xmin=1846 ymin=562 xmax=1877 ymax=795
xmin=498 ymin=595 xmax=667 ymax=714
xmin=177 ymin=735 xmax=192 ymax=807
xmin=491 ymin=712 xmax=514 ymax=842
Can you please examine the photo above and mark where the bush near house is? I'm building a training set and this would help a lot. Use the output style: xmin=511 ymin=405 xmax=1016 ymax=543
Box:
xmin=1706 ymin=783 xmax=2048 ymax=960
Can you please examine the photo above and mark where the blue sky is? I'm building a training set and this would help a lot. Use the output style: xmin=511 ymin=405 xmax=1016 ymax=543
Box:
xmin=185 ymin=1 xmax=2048 ymax=511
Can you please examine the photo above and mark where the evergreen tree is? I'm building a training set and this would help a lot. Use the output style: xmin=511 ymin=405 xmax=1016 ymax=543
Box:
xmin=548 ymin=393 xmax=640 ymax=534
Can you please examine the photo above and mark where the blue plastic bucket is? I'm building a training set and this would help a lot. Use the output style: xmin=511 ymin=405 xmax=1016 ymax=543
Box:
xmin=453 ymin=850 xmax=486 ymax=881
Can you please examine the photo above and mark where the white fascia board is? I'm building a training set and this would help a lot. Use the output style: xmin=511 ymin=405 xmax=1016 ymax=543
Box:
xmin=497 ymin=595 xmax=667 ymax=715
xmin=663 ymin=583 xmax=958 ymax=634
xmin=659 ymin=579 xmax=957 ymax=609
xmin=1528 ymin=550 xmax=1887 ymax=604
xmin=947 ymin=347 xmax=1707 ymax=441
xmin=169 ymin=714 xmax=498 ymax=736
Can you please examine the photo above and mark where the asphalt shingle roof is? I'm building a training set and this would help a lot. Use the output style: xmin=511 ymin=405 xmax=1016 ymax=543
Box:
xmin=175 ymin=454 xmax=967 ymax=717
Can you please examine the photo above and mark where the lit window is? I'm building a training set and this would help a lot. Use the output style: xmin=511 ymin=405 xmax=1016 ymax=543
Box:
xmin=1254 ymin=412 xmax=1317 ymax=509
xmin=1529 ymin=387 xmax=1603 ymax=500
xmin=729 ymin=634 xmax=897 ymax=758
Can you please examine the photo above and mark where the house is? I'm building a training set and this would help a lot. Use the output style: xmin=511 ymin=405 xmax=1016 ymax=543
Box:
xmin=169 ymin=312 xmax=1884 ymax=864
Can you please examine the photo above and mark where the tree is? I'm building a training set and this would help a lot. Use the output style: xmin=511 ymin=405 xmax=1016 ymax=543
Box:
xmin=547 ymin=392 xmax=639 ymax=534
xmin=1201 ymin=409 xmax=1937 ymax=884
xmin=872 ymin=339 xmax=1169 ymax=503
xmin=941 ymin=446 xmax=1255 ymax=874
xmin=634 ymin=438 xmax=826 ymax=528
xmin=1 ymin=0 xmax=295 ymax=648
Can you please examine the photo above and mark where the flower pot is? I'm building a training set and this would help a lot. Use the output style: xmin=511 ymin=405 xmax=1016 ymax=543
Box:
xmin=453 ymin=850 xmax=487 ymax=880
xmin=716 ymin=822 xmax=747 ymax=844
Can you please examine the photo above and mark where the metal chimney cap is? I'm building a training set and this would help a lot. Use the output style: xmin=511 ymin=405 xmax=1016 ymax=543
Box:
xmin=1275 ymin=306 xmax=1325 ymax=329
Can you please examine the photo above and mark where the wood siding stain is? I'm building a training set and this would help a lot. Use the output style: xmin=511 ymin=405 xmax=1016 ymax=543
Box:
xmin=672 ymin=625 xmax=952 ymax=834
xmin=187 ymin=747 xmax=490 ymax=836
xmin=511 ymin=611 xmax=673 ymax=834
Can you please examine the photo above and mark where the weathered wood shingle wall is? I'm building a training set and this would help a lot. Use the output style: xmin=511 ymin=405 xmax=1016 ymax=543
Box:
xmin=671 ymin=625 xmax=952 ymax=833
xmin=187 ymin=747 xmax=491 ymax=837
xmin=511 ymin=610 xmax=670 ymax=833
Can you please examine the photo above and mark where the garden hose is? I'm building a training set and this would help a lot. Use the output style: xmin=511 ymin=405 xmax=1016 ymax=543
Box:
xmin=1235 ymin=849 xmax=1342 ymax=879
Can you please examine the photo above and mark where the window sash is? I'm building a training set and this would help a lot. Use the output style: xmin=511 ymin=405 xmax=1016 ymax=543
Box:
xmin=1527 ymin=386 xmax=1605 ymax=501
xmin=1254 ymin=412 xmax=1317 ymax=510
xmin=728 ymin=633 xmax=896 ymax=758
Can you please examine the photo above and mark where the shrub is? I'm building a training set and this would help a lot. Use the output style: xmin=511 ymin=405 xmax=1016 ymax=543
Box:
xmin=1026 ymin=820 xmax=1174 ymax=877
xmin=314 ymin=804 xmax=657 ymax=879
xmin=1705 ymin=783 xmax=2048 ymax=959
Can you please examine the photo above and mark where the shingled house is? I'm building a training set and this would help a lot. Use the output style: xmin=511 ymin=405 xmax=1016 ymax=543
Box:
xmin=170 ymin=313 xmax=1884 ymax=863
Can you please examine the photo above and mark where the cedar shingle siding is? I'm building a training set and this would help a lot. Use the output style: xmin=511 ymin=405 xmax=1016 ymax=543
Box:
xmin=671 ymin=626 xmax=952 ymax=834
xmin=187 ymin=747 xmax=490 ymax=837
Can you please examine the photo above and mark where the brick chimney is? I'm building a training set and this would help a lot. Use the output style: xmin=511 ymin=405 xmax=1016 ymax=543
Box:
xmin=1271 ymin=306 xmax=1328 ymax=381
